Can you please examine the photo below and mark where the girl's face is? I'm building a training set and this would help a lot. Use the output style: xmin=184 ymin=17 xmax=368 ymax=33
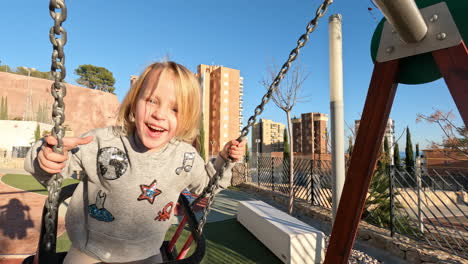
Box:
xmin=134 ymin=69 xmax=178 ymax=152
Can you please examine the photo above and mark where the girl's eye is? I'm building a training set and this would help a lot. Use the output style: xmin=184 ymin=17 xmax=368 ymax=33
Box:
xmin=172 ymin=108 xmax=178 ymax=113
xmin=147 ymin=98 xmax=157 ymax=105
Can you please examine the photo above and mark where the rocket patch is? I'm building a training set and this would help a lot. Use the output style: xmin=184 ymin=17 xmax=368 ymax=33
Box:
xmin=155 ymin=202 xmax=174 ymax=221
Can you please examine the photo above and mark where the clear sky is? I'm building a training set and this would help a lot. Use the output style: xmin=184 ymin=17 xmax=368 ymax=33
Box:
xmin=1 ymin=0 xmax=462 ymax=150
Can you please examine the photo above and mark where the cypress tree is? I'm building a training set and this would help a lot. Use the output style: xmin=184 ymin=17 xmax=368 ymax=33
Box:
xmin=415 ymin=143 xmax=420 ymax=158
xmin=405 ymin=127 xmax=415 ymax=173
xmin=383 ymin=136 xmax=390 ymax=170
xmin=394 ymin=142 xmax=401 ymax=170
xmin=5 ymin=96 xmax=8 ymax=120
xmin=36 ymin=103 xmax=42 ymax=122
xmin=34 ymin=124 xmax=41 ymax=141
xmin=283 ymin=128 xmax=290 ymax=161
xmin=199 ymin=117 xmax=206 ymax=161
xmin=347 ymin=136 xmax=354 ymax=156
xmin=0 ymin=97 xmax=4 ymax=120
xmin=245 ymin=142 xmax=250 ymax=162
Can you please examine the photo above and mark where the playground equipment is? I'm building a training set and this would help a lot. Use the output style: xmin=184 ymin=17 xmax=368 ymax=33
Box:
xmin=324 ymin=0 xmax=467 ymax=263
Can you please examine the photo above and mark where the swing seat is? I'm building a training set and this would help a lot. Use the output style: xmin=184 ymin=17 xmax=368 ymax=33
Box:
xmin=23 ymin=183 xmax=205 ymax=264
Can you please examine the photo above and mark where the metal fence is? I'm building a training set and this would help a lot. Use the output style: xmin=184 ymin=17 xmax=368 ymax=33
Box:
xmin=11 ymin=146 xmax=30 ymax=158
xmin=245 ymin=155 xmax=468 ymax=259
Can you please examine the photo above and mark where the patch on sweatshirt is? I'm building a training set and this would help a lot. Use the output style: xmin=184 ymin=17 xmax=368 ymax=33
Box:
xmin=88 ymin=190 xmax=114 ymax=222
xmin=137 ymin=180 xmax=162 ymax=204
xmin=155 ymin=202 xmax=174 ymax=221
xmin=175 ymin=152 xmax=195 ymax=175
xmin=97 ymin=147 xmax=128 ymax=180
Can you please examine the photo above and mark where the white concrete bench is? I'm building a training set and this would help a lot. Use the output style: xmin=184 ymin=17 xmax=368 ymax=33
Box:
xmin=237 ymin=200 xmax=325 ymax=264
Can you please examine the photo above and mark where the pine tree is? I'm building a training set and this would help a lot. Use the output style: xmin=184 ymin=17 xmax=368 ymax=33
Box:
xmin=394 ymin=143 xmax=401 ymax=170
xmin=405 ymin=127 xmax=415 ymax=175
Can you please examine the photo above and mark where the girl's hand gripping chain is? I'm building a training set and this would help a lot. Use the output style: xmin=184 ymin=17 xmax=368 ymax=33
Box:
xmin=37 ymin=135 xmax=94 ymax=174
xmin=220 ymin=139 xmax=247 ymax=162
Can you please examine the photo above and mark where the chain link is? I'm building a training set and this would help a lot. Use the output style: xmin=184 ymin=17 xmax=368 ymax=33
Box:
xmin=192 ymin=0 xmax=333 ymax=234
xmin=44 ymin=0 xmax=67 ymax=252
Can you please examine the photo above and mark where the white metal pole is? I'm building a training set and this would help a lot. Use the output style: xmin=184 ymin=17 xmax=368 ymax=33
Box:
xmin=329 ymin=14 xmax=345 ymax=225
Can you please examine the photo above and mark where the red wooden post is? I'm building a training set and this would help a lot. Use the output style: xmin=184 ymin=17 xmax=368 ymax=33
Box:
xmin=324 ymin=60 xmax=399 ymax=263
xmin=432 ymin=41 xmax=468 ymax=126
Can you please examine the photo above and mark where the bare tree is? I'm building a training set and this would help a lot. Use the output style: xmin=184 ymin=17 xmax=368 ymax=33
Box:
xmin=261 ymin=63 xmax=309 ymax=214
xmin=416 ymin=109 xmax=468 ymax=158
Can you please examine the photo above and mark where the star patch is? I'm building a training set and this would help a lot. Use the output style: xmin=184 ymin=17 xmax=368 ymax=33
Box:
xmin=137 ymin=180 xmax=162 ymax=204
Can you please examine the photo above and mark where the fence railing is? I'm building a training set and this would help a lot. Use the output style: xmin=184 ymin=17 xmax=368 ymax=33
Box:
xmin=243 ymin=155 xmax=468 ymax=259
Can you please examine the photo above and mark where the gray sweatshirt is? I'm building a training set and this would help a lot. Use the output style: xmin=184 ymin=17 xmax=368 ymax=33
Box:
xmin=24 ymin=126 xmax=234 ymax=263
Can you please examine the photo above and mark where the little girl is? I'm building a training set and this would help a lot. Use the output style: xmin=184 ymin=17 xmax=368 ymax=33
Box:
xmin=25 ymin=61 xmax=246 ymax=264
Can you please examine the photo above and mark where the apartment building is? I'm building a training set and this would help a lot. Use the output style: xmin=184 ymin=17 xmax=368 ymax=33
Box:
xmin=292 ymin=117 xmax=302 ymax=153
xmin=252 ymin=118 xmax=285 ymax=155
xmin=355 ymin=118 xmax=395 ymax=164
xmin=293 ymin=113 xmax=328 ymax=155
xmin=197 ymin=64 xmax=243 ymax=158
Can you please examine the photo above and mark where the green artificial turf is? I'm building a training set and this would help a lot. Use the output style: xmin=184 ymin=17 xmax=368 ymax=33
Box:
xmin=201 ymin=219 xmax=282 ymax=264
xmin=2 ymin=174 xmax=79 ymax=195
xmin=57 ymin=232 xmax=72 ymax=253
xmin=56 ymin=219 xmax=281 ymax=263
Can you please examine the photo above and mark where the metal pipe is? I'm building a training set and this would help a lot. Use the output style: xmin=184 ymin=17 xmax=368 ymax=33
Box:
xmin=329 ymin=14 xmax=345 ymax=225
xmin=373 ymin=0 xmax=427 ymax=43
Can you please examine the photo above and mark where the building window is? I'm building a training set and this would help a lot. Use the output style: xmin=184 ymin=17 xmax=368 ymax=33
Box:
xmin=224 ymin=90 xmax=228 ymax=94
xmin=224 ymin=116 xmax=228 ymax=120
xmin=224 ymin=133 xmax=228 ymax=138
xmin=224 ymin=107 xmax=228 ymax=112
xmin=224 ymin=81 xmax=228 ymax=86
xmin=224 ymin=73 xmax=229 ymax=78
xmin=224 ymin=124 xmax=228 ymax=128
xmin=224 ymin=98 xmax=228 ymax=103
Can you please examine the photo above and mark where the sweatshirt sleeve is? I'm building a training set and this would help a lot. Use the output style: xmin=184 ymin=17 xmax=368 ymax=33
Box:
xmin=187 ymin=153 xmax=236 ymax=195
xmin=24 ymin=137 xmax=85 ymax=187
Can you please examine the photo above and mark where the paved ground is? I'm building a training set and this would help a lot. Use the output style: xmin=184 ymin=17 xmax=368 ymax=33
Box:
xmin=0 ymin=169 xmax=66 ymax=264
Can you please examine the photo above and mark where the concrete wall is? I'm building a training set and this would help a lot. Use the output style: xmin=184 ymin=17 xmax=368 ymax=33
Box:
xmin=0 ymin=72 xmax=120 ymax=136
xmin=0 ymin=121 xmax=52 ymax=151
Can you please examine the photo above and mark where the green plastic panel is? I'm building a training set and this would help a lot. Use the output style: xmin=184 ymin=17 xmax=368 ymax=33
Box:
xmin=370 ymin=0 xmax=467 ymax=85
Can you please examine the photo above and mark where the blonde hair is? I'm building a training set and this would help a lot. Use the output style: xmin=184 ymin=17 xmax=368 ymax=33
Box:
xmin=117 ymin=61 xmax=201 ymax=143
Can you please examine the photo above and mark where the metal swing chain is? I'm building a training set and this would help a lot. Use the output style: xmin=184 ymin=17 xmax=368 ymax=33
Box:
xmin=192 ymin=0 xmax=334 ymax=234
xmin=44 ymin=0 xmax=68 ymax=251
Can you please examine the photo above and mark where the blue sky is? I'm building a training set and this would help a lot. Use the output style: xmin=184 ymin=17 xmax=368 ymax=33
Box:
xmin=1 ymin=0 xmax=461 ymax=149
